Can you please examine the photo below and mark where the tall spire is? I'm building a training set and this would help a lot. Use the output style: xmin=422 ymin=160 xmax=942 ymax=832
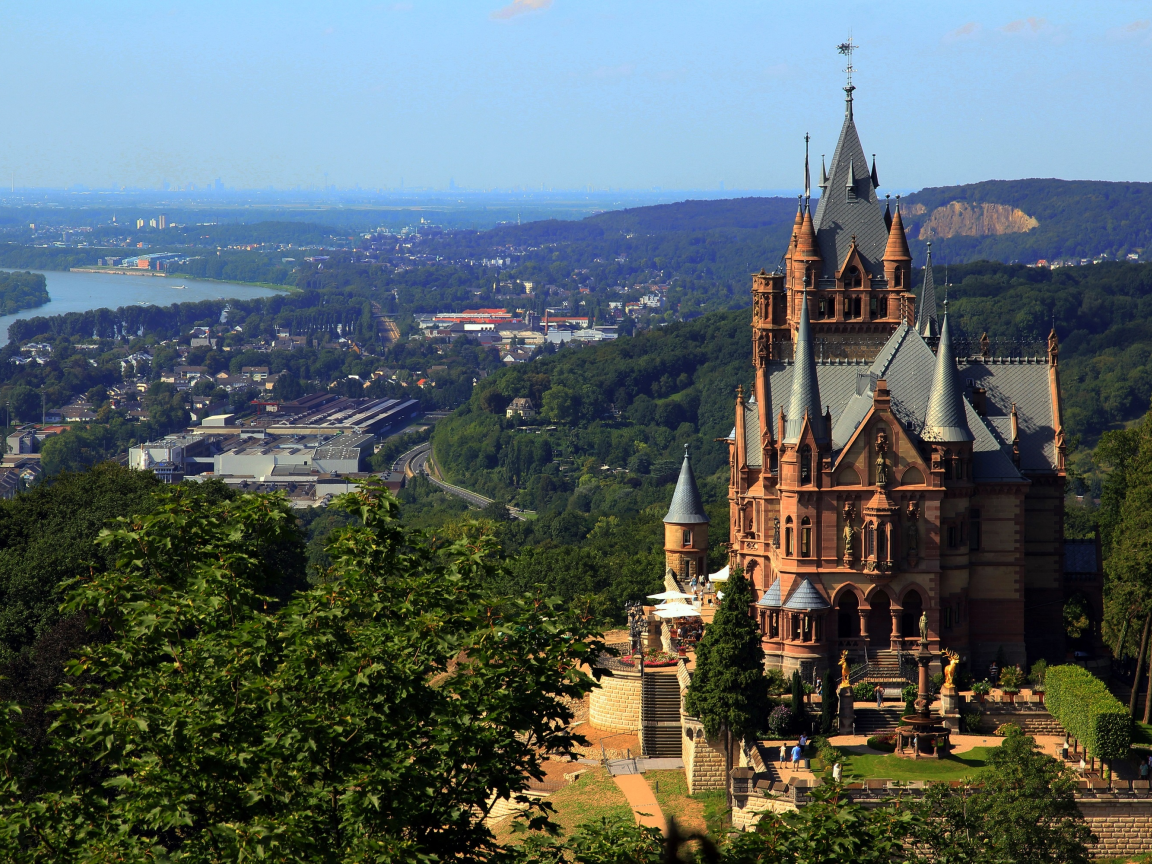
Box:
xmin=663 ymin=445 xmax=709 ymax=524
xmin=919 ymin=241 xmax=939 ymax=338
xmin=870 ymin=154 xmax=879 ymax=189
xmin=784 ymin=289 xmax=826 ymax=444
xmin=921 ymin=310 xmax=973 ymax=443
xmin=883 ymin=193 xmax=892 ymax=231
xmin=804 ymin=133 xmax=811 ymax=201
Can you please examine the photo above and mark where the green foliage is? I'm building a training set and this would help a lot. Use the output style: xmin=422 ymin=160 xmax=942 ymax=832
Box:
xmin=684 ymin=567 xmax=768 ymax=745
xmin=1045 ymin=665 xmax=1131 ymax=760
xmin=723 ymin=782 xmax=922 ymax=864
xmin=1029 ymin=659 xmax=1049 ymax=688
xmin=505 ymin=815 xmax=663 ymax=864
xmin=819 ymin=666 xmax=836 ymax=735
xmin=767 ymin=705 xmax=794 ymax=739
xmin=913 ymin=728 xmax=1095 ymax=864
xmin=0 ymin=270 xmax=48 ymax=315
xmin=790 ymin=670 xmax=805 ymax=726
xmin=866 ymin=734 xmax=896 ymax=753
xmin=999 ymin=665 xmax=1022 ymax=693
xmin=765 ymin=668 xmax=788 ymax=695
xmin=0 ymin=464 xmax=163 ymax=667
xmin=853 ymin=680 xmax=875 ymax=702
xmin=0 ymin=485 xmax=608 ymax=861
xmin=972 ymin=680 xmax=992 ymax=697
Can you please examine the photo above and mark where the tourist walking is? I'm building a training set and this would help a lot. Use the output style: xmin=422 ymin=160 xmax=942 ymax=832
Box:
xmin=780 ymin=743 xmax=787 ymax=763
xmin=874 ymin=683 xmax=884 ymax=708
xmin=832 ymin=761 xmax=842 ymax=783
xmin=791 ymin=743 xmax=802 ymax=769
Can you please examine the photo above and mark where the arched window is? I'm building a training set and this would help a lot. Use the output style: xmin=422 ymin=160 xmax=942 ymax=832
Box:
xmin=772 ymin=517 xmax=781 ymax=548
xmin=785 ymin=517 xmax=794 ymax=556
xmin=682 ymin=528 xmax=693 ymax=546
xmin=865 ymin=522 xmax=876 ymax=559
xmin=769 ymin=449 xmax=779 ymax=475
xmin=853 ymin=297 xmax=862 ymax=318
xmin=877 ymin=521 xmax=888 ymax=562
xmin=800 ymin=516 xmax=812 ymax=558
xmin=800 ymin=445 xmax=812 ymax=485
xmin=846 ymin=266 xmax=863 ymax=288
xmin=894 ymin=269 xmax=903 ymax=288
xmin=838 ymin=592 xmax=860 ymax=638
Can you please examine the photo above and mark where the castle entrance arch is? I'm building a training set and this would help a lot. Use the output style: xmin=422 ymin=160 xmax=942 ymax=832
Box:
xmin=868 ymin=591 xmax=891 ymax=650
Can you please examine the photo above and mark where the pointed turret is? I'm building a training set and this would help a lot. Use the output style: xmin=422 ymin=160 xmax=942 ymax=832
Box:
xmin=883 ymin=194 xmax=892 ymax=231
xmin=870 ymin=154 xmax=879 ymax=189
xmin=664 ymin=447 xmax=709 ymax=524
xmin=784 ymin=291 xmax=826 ymax=444
xmin=918 ymin=242 xmax=939 ymax=338
xmin=819 ymin=155 xmax=829 ymax=190
xmin=921 ymin=312 xmax=973 ymax=443
xmin=883 ymin=204 xmax=911 ymax=263
xmin=812 ymin=81 xmax=890 ymax=280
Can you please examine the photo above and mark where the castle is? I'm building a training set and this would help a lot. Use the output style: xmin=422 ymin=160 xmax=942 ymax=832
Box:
xmin=662 ymin=72 xmax=1102 ymax=680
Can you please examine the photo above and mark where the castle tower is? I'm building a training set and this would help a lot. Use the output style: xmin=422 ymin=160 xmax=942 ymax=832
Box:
xmin=664 ymin=448 xmax=709 ymax=586
xmin=918 ymin=242 xmax=939 ymax=338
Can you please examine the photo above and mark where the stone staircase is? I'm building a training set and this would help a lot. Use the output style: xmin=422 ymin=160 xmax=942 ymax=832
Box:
xmin=863 ymin=650 xmax=909 ymax=687
xmin=641 ymin=671 xmax=683 ymax=757
xmin=852 ymin=706 xmax=906 ymax=735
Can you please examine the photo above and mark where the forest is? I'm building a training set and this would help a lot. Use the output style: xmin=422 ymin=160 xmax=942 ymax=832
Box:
xmin=0 ymin=271 xmax=48 ymax=315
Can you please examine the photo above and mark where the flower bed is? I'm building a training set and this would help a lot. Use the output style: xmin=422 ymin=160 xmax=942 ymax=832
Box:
xmin=867 ymin=733 xmax=897 ymax=753
xmin=619 ymin=651 xmax=679 ymax=667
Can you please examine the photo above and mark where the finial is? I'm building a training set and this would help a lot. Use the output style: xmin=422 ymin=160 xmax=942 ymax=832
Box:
xmin=684 ymin=443 xmax=690 ymax=457
xmin=895 ymin=193 xmax=901 ymax=212
xmin=837 ymin=38 xmax=857 ymax=116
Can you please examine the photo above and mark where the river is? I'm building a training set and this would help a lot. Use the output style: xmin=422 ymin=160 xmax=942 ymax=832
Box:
xmin=0 ymin=269 xmax=283 ymax=345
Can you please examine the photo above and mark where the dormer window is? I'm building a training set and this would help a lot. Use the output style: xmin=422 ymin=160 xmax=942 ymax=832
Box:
xmin=846 ymin=266 xmax=863 ymax=289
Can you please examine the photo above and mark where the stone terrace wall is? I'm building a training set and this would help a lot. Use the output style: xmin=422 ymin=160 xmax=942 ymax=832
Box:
xmin=682 ymin=714 xmax=727 ymax=793
xmin=589 ymin=668 xmax=641 ymax=733
xmin=977 ymin=707 xmax=1066 ymax=736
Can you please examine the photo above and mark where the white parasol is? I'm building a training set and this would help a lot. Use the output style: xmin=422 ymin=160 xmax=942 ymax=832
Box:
xmin=654 ymin=603 xmax=703 ymax=618
xmin=647 ymin=590 xmax=695 ymax=601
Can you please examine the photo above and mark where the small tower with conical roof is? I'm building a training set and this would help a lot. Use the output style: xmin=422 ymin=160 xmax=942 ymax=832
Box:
xmin=664 ymin=446 xmax=709 ymax=586
xmin=922 ymin=310 xmax=974 ymax=488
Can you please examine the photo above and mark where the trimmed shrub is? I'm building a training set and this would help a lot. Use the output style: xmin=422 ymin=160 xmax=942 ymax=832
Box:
xmin=867 ymin=733 xmax=896 ymax=753
xmin=1045 ymin=665 xmax=1131 ymax=761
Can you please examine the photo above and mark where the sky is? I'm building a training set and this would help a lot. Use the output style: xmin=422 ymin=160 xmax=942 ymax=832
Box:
xmin=0 ymin=1 xmax=1150 ymax=193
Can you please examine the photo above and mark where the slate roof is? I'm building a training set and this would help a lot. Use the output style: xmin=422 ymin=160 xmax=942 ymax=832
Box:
xmin=784 ymin=292 xmax=827 ymax=444
xmin=811 ymin=96 xmax=890 ymax=279
xmin=738 ymin=323 xmax=1057 ymax=480
xmin=783 ymin=578 xmax=830 ymax=610
xmin=757 ymin=578 xmax=782 ymax=607
xmin=664 ymin=450 xmax=709 ymax=524
xmin=918 ymin=242 xmax=939 ymax=338
xmin=921 ymin=314 xmax=974 ymax=443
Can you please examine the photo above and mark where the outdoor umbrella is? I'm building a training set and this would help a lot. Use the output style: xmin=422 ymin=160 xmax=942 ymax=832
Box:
xmin=647 ymin=590 xmax=695 ymax=601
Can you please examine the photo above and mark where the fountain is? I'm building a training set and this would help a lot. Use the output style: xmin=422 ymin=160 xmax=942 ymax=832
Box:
xmin=897 ymin=612 xmax=951 ymax=757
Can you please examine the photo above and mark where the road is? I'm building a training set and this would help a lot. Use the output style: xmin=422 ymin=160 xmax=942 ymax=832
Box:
xmin=394 ymin=441 xmax=530 ymax=519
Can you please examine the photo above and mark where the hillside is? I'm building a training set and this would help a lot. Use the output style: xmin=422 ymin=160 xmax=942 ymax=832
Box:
xmin=431 ymin=260 xmax=1152 ymax=533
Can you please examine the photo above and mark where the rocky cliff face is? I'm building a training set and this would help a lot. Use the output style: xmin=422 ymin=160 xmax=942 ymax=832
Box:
xmin=917 ymin=202 xmax=1039 ymax=240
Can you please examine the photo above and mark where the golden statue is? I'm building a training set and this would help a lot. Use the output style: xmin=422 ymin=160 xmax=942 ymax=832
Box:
xmin=839 ymin=650 xmax=851 ymax=688
xmin=942 ymin=649 xmax=960 ymax=689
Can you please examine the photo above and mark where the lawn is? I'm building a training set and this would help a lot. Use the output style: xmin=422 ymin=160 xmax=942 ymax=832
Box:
xmin=648 ymin=769 xmax=707 ymax=835
xmin=1134 ymin=721 xmax=1152 ymax=746
xmin=493 ymin=765 xmax=632 ymax=845
xmin=841 ymin=747 xmax=995 ymax=782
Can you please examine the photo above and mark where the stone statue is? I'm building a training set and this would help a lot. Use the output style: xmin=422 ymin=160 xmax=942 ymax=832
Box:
xmin=906 ymin=520 xmax=918 ymax=554
xmin=842 ymin=521 xmax=856 ymax=558
xmin=943 ymin=649 xmax=960 ymax=689
xmin=919 ymin=611 xmax=929 ymax=647
xmin=839 ymin=650 xmax=851 ymax=688
xmin=875 ymin=432 xmax=889 ymax=487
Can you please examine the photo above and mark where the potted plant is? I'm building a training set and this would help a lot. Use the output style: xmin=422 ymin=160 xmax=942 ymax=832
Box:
xmin=1029 ymin=659 xmax=1047 ymax=704
xmin=999 ymin=665 xmax=1021 ymax=704
xmin=972 ymin=680 xmax=991 ymax=704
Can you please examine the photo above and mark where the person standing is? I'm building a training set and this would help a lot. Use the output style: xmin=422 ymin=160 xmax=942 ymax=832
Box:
xmin=832 ymin=761 xmax=842 ymax=783
xmin=779 ymin=743 xmax=787 ymax=763
xmin=791 ymin=743 xmax=802 ymax=769
xmin=874 ymin=684 xmax=884 ymax=708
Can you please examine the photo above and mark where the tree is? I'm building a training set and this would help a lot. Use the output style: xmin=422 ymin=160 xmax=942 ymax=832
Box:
xmin=684 ymin=566 xmax=768 ymax=801
xmin=819 ymin=665 xmax=837 ymax=735
xmin=913 ymin=727 xmax=1094 ymax=864
xmin=791 ymin=670 xmax=806 ymax=730
xmin=0 ymin=484 xmax=606 ymax=862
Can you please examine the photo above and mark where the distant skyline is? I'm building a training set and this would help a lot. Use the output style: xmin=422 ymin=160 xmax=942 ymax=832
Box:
xmin=0 ymin=2 xmax=1150 ymax=192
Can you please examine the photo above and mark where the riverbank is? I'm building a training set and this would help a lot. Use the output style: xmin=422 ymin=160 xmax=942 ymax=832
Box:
xmin=70 ymin=267 xmax=297 ymax=294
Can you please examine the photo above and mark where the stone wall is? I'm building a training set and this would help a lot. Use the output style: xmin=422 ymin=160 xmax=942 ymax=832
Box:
xmin=682 ymin=714 xmax=727 ymax=793
xmin=588 ymin=669 xmax=641 ymax=733
xmin=1080 ymin=799 xmax=1152 ymax=858
xmin=977 ymin=708 xmax=1066 ymax=736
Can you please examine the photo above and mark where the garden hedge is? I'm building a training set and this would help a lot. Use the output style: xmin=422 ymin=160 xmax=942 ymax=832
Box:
xmin=1044 ymin=665 xmax=1131 ymax=761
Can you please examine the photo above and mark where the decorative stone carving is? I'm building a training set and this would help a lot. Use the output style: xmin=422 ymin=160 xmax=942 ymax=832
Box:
xmin=875 ymin=429 xmax=890 ymax=487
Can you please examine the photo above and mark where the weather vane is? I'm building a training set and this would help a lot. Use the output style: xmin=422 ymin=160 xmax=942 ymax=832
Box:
xmin=837 ymin=37 xmax=857 ymax=115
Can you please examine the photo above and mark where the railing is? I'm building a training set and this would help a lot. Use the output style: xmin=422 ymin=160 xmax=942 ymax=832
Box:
xmin=898 ymin=652 xmax=919 ymax=685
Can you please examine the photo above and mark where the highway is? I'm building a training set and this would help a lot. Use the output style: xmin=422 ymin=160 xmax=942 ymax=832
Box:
xmin=393 ymin=441 xmax=530 ymax=519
